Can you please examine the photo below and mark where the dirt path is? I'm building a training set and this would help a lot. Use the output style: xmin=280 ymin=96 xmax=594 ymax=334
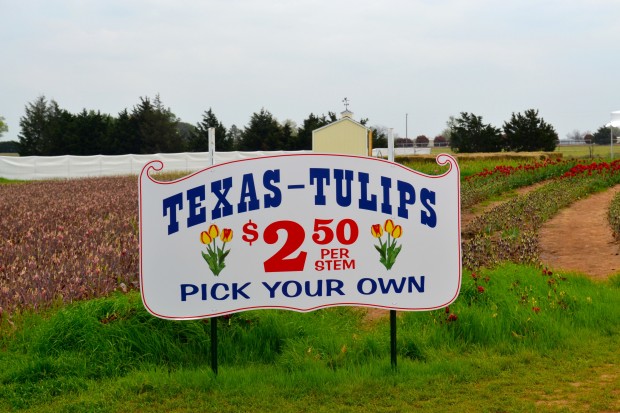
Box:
xmin=539 ymin=184 xmax=620 ymax=279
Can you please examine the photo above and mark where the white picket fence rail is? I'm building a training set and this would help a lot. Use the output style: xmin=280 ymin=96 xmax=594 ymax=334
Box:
xmin=0 ymin=151 xmax=313 ymax=180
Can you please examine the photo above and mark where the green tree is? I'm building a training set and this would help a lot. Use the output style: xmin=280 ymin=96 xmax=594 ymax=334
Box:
xmin=370 ymin=126 xmax=388 ymax=149
xmin=43 ymin=100 xmax=75 ymax=155
xmin=297 ymin=113 xmax=331 ymax=150
xmin=18 ymin=95 xmax=73 ymax=156
xmin=19 ymin=96 xmax=49 ymax=155
xmin=177 ymin=122 xmax=197 ymax=149
xmin=503 ymin=109 xmax=558 ymax=152
xmin=189 ymin=108 xmax=229 ymax=152
xmin=239 ymin=109 xmax=283 ymax=151
xmin=108 ymin=108 xmax=140 ymax=154
xmin=592 ymin=125 xmax=620 ymax=145
xmin=0 ymin=141 xmax=19 ymax=153
xmin=449 ymin=112 xmax=503 ymax=153
xmin=70 ymin=109 xmax=114 ymax=155
xmin=281 ymin=120 xmax=296 ymax=150
xmin=226 ymin=124 xmax=242 ymax=150
xmin=0 ymin=115 xmax=8 ymax=138
xmin=131 ymin=95 xmax=183 ymax=153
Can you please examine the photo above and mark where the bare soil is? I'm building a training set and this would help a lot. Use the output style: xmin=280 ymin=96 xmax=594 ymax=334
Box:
xmin=539 ymin=184 xmax=620 ymax=279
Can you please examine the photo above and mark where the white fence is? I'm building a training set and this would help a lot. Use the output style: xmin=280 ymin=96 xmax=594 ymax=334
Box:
xmin=372 ymin=147 xmax=431 ymax=157
xmin=0 ymin=151 xmax=313 ymax=181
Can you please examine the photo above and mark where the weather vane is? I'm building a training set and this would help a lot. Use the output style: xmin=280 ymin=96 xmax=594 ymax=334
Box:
xmin=342 ymin=97 xmax=350 ymax=111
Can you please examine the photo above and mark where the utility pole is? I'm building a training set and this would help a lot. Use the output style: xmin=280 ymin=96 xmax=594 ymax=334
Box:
xmin=406 ymin=113 xmax=408 ymax=141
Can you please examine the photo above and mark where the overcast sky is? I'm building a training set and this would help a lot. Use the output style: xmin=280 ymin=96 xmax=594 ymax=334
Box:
xmin=1 ymin=0 xmax=619 ymax=144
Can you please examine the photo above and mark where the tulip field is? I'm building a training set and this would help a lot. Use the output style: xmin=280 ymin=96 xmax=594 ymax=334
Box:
xmin=1 ymin=155 xmax=619 ymax=412
xmin=0 ymin=177 xmax=139 ymax=317
xmin=462 ymin=159 xmax=620 ymax=268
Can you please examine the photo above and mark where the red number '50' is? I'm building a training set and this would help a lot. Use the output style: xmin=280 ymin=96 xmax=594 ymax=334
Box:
xmin=312 ymin=218 xmax=358 ymax=245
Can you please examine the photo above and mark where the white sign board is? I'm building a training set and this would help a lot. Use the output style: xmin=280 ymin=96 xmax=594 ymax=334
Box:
xmin=139 ymin=154 xmax=461 ymax=319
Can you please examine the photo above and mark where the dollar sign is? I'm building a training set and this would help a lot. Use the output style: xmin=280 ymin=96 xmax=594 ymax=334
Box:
xmin=242 ymin=219 xmax=259 ymax=246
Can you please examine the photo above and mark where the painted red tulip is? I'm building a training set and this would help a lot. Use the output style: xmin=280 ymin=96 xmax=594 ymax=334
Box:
xmin=220 ymin=228 xmax=233 ymax=242
xmin=371 ymin=224 xmax=383 ymax=238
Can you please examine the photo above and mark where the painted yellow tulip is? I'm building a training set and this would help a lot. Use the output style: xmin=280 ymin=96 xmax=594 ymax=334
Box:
xmin=220 ymin=228 xmax=233 ymax=242
xmin=200 ymin=231 xmax=213 ymax=244
xmin=371 ymin=224 xmax=383 ymax=238
xmin=208 ymin=224 xmax=219 ymax=238
xmin=201 ymin=224 xmax=233 ymax=276
xmin=372 ymin=219 xmax=403 ymax=270
xmin=391 ymin=225 xmax=403 ymax=238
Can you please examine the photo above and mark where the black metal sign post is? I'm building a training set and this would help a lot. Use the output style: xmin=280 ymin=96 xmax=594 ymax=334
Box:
xmin=211 ymin=316 xmax=218 ymax=375
xmin=390 ymin=310 xmax=397 ymax=369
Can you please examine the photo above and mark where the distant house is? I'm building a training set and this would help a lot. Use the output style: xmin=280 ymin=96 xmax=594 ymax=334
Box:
xmin=312 ymin=110 xmax=371 ymax=156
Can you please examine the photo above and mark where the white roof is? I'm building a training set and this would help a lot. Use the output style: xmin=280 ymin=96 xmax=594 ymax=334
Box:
xmin=606 ymin=110 xmax=620 ymax=127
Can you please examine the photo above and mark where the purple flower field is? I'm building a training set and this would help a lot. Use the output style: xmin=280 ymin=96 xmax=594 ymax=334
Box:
xmin=0 ymin=177 xmax=139 ymax=318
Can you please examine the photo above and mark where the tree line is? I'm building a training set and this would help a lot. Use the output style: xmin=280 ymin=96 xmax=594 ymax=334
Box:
xmin=13 ymin=95 xmax=388 ymax=156
xmin=447 ymin=110 xmax=620 ymax=153
xmin=7 ymin=95 xmax=619 ymax=156
xmin=447 ymin=110 xmax=558 ymax=153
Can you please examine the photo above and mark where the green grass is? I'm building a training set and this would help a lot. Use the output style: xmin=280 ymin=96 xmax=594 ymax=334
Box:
xmin=1 ymin=264 xmax=618 ymax=412
xmin=0 ymin=177 xmax=23 ymax=184
xmin=553 ymin=144 xmax=617 ymax=159
xmin=430 ymin=144 xmax=619 ymax=160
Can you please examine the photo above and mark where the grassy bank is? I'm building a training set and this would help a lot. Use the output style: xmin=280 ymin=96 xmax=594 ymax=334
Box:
xmin=1 ymin=264 xmax=618 ymax=412
xmin=430 ymin=144 xmax=618 ymax=160
xmin=553 ymin=144 xmax=617 ymax=159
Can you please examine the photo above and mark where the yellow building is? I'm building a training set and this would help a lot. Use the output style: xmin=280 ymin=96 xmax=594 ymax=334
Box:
xmin=312 ymin=110 xmax=371 ymax=156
